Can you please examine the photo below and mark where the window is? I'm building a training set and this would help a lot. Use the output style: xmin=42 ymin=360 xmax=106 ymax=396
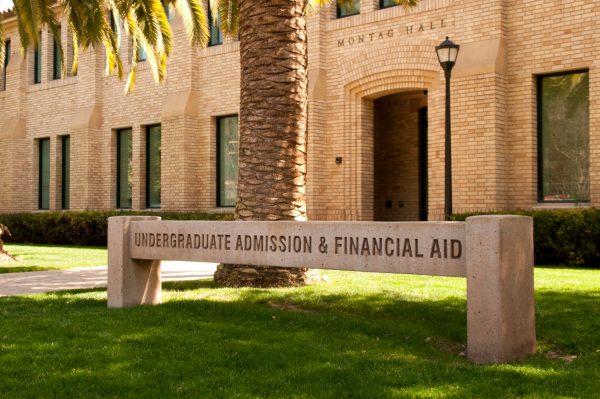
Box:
xmin=34 ymin=33 xmax=42 ymax=84
xmin=337 ymin=0 xmax=360 ymax=18
xmin=380 ymin=0 xmax=397 ymax=9
xmin=217 ymin=115 xmax=238 ymax=207
xmin=53 ymin=32 xmax=62 ymax=80
xmin=39 ymin=138 xmax=50 ymax=210
xmin=208 ymin=6 xmax=223 ymax=46
xmin=538 ymin=70 xmax=590 ymax=202
xmin=146 ymin=125 xmax=161 ymax=208
xmin=62 ymin=136 xmax=70 ymax=209
xmin=138 ymin=45 xmax=147 ymax=62
xmin=117 ymin=128 xmax=133 ymax=208
xmin=162 ymin=0 xmax=172 ymax=21
xmin=2 ymin=40 xmax=9 ymax=90
xmin=110 ymin=11 xmax=122 ymax=52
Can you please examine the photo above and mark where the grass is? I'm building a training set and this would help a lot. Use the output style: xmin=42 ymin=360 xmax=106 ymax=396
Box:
xmin=0 ymin=244 xmax=107 ymax=274
xmin=0 ymin=267 xmax=599 ymax=398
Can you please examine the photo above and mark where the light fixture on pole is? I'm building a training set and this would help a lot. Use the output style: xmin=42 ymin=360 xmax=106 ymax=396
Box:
xmin=436 ymin=36 xmax=460 ymax=221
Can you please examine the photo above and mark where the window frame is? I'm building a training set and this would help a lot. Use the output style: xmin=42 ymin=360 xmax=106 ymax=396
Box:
xmin=145 ymin=124 xmax=161 ymax=209
xmin=337 ymin=0 xmax=360 ymax=18
xmin=116 ymin=128 xmax=133 ymax=209
xmin=536 ymin=68 xmax=590 ymax=203
xmin=208 ymin=6 xmax=223 ymax=46
xmin=216 ymin=114 xmax=239 ymax=208
xmin=2 ymin=39 xmax=10 ymax=90
xmin=61 ymin=135 xmax=70 ymax=210
xmin=379 ymin=0 xmax=398 ymax=9
xmin=53 ymin=33 xmax=62 ymax=80
xmin=33 ymin=34 xmax=42 ymax=84
xmin=38 ymin=138 xmax=50 ymax=210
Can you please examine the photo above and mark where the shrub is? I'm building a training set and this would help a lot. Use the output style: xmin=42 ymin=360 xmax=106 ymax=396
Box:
xmin=452 ymin=209 xmax=600 ymax=268
xmin=0 ymin=211 xmax=234 ymax=247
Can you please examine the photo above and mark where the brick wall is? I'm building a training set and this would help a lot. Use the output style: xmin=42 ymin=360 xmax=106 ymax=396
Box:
xmin=1 ymin=0 xmax=598 ymax=220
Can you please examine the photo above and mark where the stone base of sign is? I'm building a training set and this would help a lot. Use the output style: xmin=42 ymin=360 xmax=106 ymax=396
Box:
xmin=466 ymin=215 xmax=536 ymax=364
xmin=107 ymin=215 xmax=536 ymax=364
xmin=107 ymin=216 xmax=162 ymax=308
xmin=214 ymin=264 xmax=316 ymax=288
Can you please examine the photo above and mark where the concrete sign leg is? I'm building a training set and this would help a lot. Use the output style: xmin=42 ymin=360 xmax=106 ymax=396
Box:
xmin=108 ymin=216 xmax=162 ymax=308
xmin=466 ymin=215 xmax=536 ymax=364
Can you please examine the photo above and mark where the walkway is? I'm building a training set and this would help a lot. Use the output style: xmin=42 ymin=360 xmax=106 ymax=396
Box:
xmin=0 ymin=261 xmax=217 ymax=297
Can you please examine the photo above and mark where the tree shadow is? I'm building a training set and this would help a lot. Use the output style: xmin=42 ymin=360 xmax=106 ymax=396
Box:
xmin=0 ymin=281 xmax=598 ymax=398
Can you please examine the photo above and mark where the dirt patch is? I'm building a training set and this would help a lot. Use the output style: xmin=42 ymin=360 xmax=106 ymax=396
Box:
xmin=0 ymin=252 xmax=16 ymax=264
xmin=267 ymin=301 xmax=317 ymax=314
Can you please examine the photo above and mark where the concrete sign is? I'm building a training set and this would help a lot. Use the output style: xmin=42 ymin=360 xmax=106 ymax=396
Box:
xmin=107 ymin=215 xmax=536 ymax=365
xmin=129 ymin=221 xmax=466 ymax=277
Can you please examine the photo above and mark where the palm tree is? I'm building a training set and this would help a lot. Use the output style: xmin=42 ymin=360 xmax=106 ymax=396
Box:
xmin=1 ymin=0 xmax=208 ymax=93
xmin=0 ymin=0 xmax=418 ymax=286
xmin=212 ymin=0 xmax=419 ymax=287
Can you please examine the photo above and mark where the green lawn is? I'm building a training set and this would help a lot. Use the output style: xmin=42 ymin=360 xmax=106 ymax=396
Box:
xmin=0 ymin=244 xmax=107 ymax=274
xmin=0 ymin=267 xmax=598 ymax=398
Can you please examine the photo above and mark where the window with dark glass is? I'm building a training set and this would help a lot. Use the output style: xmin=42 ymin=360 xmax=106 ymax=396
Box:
xmin=62 ymin=136 xmax=70 ymax=209
xmin=39 ymin=138 xmax=50 ymax=210
xmin=117 ymin=128 xmax=133 ymax=208
xmin=2 ymin=40 xmax=10 ymax=90
xmin=208 ymin=6 xmax=223 ymax=46
xmin=538 ymin=70 xmax=590 ymax=202
xmin=146 ymin=125 xmax=161 ymax=208
xmin=53 ymin=32 xmax=62 ymax=80
xmin=217 ymin=115 xmax=238 ymax=207
xmin=34 ymin=34 xmax=42 ymax=84
xmin=337 ymin=0 xmax=360 ymax=18
xmin=380 ymin=0 xmax=397 ymax=9
xmin=110 ymin=11 xmax=122 ymax=52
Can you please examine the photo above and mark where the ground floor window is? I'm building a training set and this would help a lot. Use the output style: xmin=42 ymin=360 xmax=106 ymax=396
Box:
xmin=62 ymin=135 xmax=70 ymax=209
xmin=146 ymin=125 xmax=161 ymax=208
xmin=538 ymin=70 xmax=589 ymax=202
xmin=117 ymin=128 xmax=133 ymax=208
xmin=217 ymin=115 xmax=238 ymax=207
xmin=38 ymin=138 xmax=50 ymax=210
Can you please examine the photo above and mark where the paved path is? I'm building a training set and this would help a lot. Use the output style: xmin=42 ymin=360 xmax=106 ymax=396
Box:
xmin=0 ymin=261 xmax=217 ymax=297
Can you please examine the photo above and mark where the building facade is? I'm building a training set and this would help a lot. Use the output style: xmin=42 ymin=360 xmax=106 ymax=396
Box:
xmin=0 ymin=0 xmax=597 ymax=221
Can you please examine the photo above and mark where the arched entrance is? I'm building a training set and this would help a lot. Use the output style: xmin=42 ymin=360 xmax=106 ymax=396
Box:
xmin=373 ymin=91 xmax=428 ymax=221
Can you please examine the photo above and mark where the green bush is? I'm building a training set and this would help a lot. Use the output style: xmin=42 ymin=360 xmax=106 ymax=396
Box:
xmin=452 ymin=209 xmax=600 ymax=268
xmin=0 ymin=211 xmax=234 ymax=247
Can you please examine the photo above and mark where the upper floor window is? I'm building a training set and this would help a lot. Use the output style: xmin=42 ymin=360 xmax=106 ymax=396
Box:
xmin=208 ymin=6 xmax=223 ymax=46
xmin=2 ymin=40 xmax=10 ymax=90
xmin=34 ymin=33 xmax=42 ymax=84
xmin=538 ymin=70 xmax=590 ymax=202
xmin=337 ymin=0 xmax=360 ymax=18
xmin=53 ymin=30 xmax=62 ymax=80
xmin=380 ymin=0 xmax=398 ymax=9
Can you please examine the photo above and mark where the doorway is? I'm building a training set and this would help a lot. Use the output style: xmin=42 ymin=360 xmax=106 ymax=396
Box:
xmin=373 ymin=91 xmax=428 ymax=221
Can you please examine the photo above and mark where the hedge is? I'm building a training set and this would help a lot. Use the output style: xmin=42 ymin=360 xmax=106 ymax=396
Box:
xmin=0 ymin=211 xmax=234 ymax=247
xmin=452 ymin=208 xmax=600 ymax=268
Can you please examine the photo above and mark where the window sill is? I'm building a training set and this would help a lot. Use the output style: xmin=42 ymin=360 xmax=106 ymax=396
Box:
xmin=534 ymin=202 xmax=591 ymax=210
xmin=27 ymin=76 xmax=78 ymax=93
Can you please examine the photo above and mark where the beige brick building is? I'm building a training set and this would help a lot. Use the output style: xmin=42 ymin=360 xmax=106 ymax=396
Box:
xmin=0 ymin=0 xmax=597 ymax=221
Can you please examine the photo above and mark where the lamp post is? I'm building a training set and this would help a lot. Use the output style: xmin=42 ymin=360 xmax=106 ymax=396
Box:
xmin=436 ymin=37 xmax=460 ymax=221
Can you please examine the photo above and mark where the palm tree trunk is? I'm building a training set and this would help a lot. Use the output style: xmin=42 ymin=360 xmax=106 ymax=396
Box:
xmin=213 ymin=0 xmax=311 ymax=287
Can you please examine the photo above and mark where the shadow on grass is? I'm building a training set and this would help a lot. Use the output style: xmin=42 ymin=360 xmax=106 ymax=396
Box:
xmin=0 ymin=281 xmax=599 ymax=398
